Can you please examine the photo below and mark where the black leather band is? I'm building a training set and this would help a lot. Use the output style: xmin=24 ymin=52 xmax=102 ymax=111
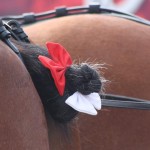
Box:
xmin=101 ymin=94 xmax=150 ymax=110
xmin=1 ymin=5 xmax=150 ymax=26
xmin=23 ymin=13 xmax=36 ymax=24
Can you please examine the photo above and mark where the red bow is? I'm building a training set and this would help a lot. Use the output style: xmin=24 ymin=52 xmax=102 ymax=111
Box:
xmin=38 ymin=42 xmax=72 ymax=96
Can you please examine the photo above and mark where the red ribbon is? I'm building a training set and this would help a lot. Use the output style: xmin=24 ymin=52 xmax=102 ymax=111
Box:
xmin=38 ymin=42 xmax=72 ymax=96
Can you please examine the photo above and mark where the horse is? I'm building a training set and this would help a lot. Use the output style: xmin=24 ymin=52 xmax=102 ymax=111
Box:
xmin=1 ymin=5 xmax=150 ymax=150
xmin=22 ymin=8 xmax=150 ymax=150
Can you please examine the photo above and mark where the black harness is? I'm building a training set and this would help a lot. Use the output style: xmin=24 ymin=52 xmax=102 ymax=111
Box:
xmin=1 ymin=5 xmax=150 ymax=26
xmin=0 ymin=19 xmax=29 ymax=61
xmin=1 ymin=4 xmax=150 ymax=110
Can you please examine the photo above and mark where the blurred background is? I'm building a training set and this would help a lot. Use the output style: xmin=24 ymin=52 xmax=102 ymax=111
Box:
xmin=0 ymin=0 xmax=150 ymax=20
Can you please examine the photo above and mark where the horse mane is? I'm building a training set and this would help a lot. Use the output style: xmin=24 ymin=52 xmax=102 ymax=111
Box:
xmin=11 ymin=40 xmax=80 ymax=146
xmin=13 ymin=40 xmax=78 ymax=123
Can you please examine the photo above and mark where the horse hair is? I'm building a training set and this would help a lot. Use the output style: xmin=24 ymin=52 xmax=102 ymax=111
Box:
xmin=14 ymin=40 xmax=102 ymax=123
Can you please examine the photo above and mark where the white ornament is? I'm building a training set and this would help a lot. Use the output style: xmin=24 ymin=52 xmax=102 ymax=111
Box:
xmin=65 ymin=92 xmax=101 ymax=115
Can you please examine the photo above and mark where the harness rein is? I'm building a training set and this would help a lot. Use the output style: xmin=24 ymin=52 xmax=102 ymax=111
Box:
xmin=1 ymin=4 xmax=150 ymax=111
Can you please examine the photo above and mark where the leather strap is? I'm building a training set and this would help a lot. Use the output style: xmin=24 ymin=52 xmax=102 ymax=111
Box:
xmin=101 ymin=94 xmax=150 ymax=110
xmin=23 ymin=13 xmax=36 ymax=24
xmin=0 ymin=20 xmax=29 ymax=61
xmin=1 ymin=5 xmax=150 ymax=26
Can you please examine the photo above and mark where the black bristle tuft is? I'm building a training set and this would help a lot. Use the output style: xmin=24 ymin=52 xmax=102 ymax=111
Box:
xmin=65 ymin=63 xmax=102 ymax=95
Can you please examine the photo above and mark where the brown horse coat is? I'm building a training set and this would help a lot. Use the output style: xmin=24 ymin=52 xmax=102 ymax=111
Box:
xmin=0 ymin=41 xmax=50 ymax=150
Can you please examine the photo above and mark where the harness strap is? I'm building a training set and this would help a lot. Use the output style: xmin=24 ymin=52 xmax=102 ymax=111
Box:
xmin=7 ymin=20 xmax=30 ymax=43
xmin=1 ymin=5 xmax=150 ymax=26
xmin=101 ymin=94 xmax=150 ymax=110
xmin=0 ymin=19 xmax=29 ymax=62
xmin=23 ymin=13 xmax=36 ymax=24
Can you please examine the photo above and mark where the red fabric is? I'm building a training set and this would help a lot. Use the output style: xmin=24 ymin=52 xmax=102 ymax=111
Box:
xmin=38 ymin=42 xmax=72 ymax=96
